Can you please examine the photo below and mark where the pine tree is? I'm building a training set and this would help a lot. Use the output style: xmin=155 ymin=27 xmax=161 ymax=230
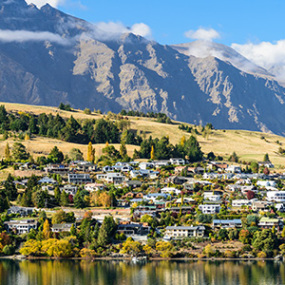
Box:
xmin=150 ymin=145 xmax=155 ymax=160
xmin=42 ymin=219 xmax=51 ymax=240
xmin=4 ymin=174 xmax=17 ymax=201
xmin=4 ymin=143 xmax=10 ymax=161
xmin=54 ymin=187 xmax=60 ymax=204
xmin=70 ymin=224 xmax=76 ymax=236
xmin=60 ymin=191 xmax=69 ymax=206
xmin=120 ymin=142 xmax=127 ymax=158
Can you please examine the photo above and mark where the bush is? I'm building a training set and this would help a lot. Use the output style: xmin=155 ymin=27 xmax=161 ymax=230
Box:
xmin=3 ymin=245 xmax=15 ymax=255
xmin=257 ymin=251 xmax=267 ymax=258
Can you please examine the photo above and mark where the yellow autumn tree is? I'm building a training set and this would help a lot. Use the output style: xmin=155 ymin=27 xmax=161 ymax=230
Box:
xmin=24 ymin=133 xmax=30 ymax=141
xmin=87 ymin=142 xmax=95 ymax=163
xmin=150 ymin=145 xmax=155 ymax=160
xmin=42 ymin=219 xmax=51 ymax=240
xmin=180 ymin=135 xmax=186 ymax=147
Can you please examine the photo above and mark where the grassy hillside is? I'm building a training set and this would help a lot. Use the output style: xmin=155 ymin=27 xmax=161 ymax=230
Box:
xmin=1 ymin=102 xmax=285 ymax=168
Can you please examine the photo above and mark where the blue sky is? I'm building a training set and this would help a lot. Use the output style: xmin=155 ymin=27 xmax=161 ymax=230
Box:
xmin=53 ymin=0 xmax=285 ymax=46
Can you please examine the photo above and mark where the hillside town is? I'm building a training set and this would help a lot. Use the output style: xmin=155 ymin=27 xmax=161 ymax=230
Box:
xmin=1 ymin=149 xmax=285 ymax=260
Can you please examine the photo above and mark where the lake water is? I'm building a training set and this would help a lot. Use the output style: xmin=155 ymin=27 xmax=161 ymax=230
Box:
xmin=0 ymin=259 xmax=284 ymax=285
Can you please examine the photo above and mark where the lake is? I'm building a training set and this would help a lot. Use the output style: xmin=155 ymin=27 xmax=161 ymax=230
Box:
xmin=0 ymin=259 xmax=284 ymax=285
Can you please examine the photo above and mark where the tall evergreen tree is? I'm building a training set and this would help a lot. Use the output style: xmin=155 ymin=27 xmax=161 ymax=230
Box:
xmin=4 ymin=174 xmax=17 ymax=201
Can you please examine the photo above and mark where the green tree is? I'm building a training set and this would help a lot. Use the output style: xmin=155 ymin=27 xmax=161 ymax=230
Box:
xmin=263 ymin=153 xmax=270 ymax=162
xmin=97 ymin=216 xmax=116 ymax=246
xmin=4 ymin=174 xmax=17 ymax=201
xmin=48 ymin=146 xmax=64 ymax=163
xmin=60 ymin=191 xmax=69 ymax=207
xmin=4 ymin=143 xmax=10 ymax=161
xmin=69 ymin=148 xmax=84 ymax=161
xmin=250 ymin=161 xmax=259 ymax=173
xmin=184 ymin=135 xmax=203 ymax=162
xmin=12 ymin=142 xmax=29 ymax=161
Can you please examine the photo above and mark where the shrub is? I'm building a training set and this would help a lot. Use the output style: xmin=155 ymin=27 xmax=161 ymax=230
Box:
xmin=257 ymin=251 xmax=267 ymax=258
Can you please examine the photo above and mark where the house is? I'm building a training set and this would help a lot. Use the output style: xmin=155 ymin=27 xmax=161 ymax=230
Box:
xmin=7 ymin=206 xmax=34 ymax=217
xmin=68 ymin=173 xmax=92 ymax=184
xmin=96 ymin=173 xmax=125 ymax=185
xmin=258 ymin=161 xmax=274 ymax=168
xmin=225 ymin=165 xmax=241 ymax=173
xmin=258 ymin=217 xmax=283 ymax=230
xmin=186 ymin=167 xmax=204 ymax=175
xmin=4 ymin=219 xmax=37 ymax=234
xmin=208 ymin=162 xmax=228 ymax=171
xmin=267 ymin=191 xmax=285 ymax=203
xmin=51 ymin=223 xmax=74 ymax=233
xmin=170 ymin=158 xmax=185 ymax=165
xmin=44 ymin=164 xmax=70 ymax=174
xmin=256 ymin=180 xmax=277 ymax=188
xmin=167 ymin=176 xmax=189 ymax=185
xmin=122 ymin=192 xmax=144 ymax=199
xmin=60 ymin=185 xmax=78 ymax=196
xmin=38 ymin=177 xmax=58 ymax=185
xmin=102 ymin=166 xmax=114 ymax=172
xmin=203 ymin=192 xmax=222 ymax=202
xmin=144 ymin=193 xmax=170 ymax=202
xmin=164 ymin=225 xmax=205 ymax=239
xmin=72 ymin=161 xmax=97 ymax=172
xmin=84 ymin=183 xmax=106 ymax=192
xmin=133 ymin=210 xmax=156 ymax=219
xmin=232 ymin=199 xmax=252 ymax=208
xmin=153 ymin=160 xmax=170 ymax=168
xmin=123 ymin=180 xmax=142 ymax=188
xmin=212 ymin=219 xmax=242 ymax=229
xmin=139 ymin=162 xmax=154 ymax=170
xmin=275 ymin=203 xmax=285 ymax=212
xmin=198 ymin=204 xmax=221 ymax=214
xmin=161 ymin=187 xmax=181 ymax=195
xmin=251 ymin=201 xmax=272 ymax=212
xmin=117 ymin=222 xmax=151 ymax=236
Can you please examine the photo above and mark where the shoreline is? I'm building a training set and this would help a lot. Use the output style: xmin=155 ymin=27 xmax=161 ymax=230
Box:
xmin=0 ymin=255 xmax=284 ymax=262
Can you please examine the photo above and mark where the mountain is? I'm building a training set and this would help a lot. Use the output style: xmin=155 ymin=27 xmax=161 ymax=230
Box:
xmin=1 ymin=0 xmax=285 ymax=135
xmin=171 ymin=41 xmax=273 ymax=78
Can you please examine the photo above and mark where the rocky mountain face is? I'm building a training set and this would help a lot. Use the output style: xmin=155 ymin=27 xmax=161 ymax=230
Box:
xmin=1 ymin=0 xmax=285 ymax=135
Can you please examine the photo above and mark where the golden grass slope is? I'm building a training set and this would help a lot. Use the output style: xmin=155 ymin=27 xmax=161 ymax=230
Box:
xmin=1 ymin=102 xmax=285 ymax=167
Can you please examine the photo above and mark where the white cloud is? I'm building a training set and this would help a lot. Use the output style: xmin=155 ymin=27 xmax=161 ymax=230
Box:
xmin=231 ymin=40 xmax=285 ymax=81
xmin=88 ymin=21 xmax=152 ymax=41
xmin=130 ymin=23 xmax=152 ymax=38
xmin=184 ymin=28 xmax=220 ymax=41
xmin=25 ymin=0 xmax=65 ymax=8
xmin=0 ymin=29 xmax=69 ymax=45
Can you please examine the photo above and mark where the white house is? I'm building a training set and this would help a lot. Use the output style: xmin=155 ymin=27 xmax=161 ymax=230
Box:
xmin=198 ymin=204 xmax=221 ymax=214
xmin=84 ymin=183 xmax=106 ymax=192
xmin=203 ymin=192 xmax=222 ymax=202
xmin=169 ymin=158 xmax=185 ymax=165
xmin=68 ymin=174 xmax=92 ymax=184
xmin=139 ymin=162 xmax=154 ymax=170
xmin=161 ymin=187 xmax=181 ymax=195
xmin=96 ymin=173 xmax=125 ymax=185
xmin=164 ymin=226 xmax=205 ymax=239
xmin=257 ymin=180 xmax=277 ymax=187
xmin=4 ymin=219 xmax=37 ymax=234
xmin=225 ymin=165 xmax=241 ymax=173
xmin=232 ymin=199 xmax=252 ymax=207
xmin=267 ymin=191 xmax=285 ymax=203
xmin=60 ymin=185 xmax=78 ymax=196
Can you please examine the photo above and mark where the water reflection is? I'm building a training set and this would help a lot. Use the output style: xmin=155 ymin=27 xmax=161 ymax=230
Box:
xmin=0 ymin=259 xmax=284 ymax=285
